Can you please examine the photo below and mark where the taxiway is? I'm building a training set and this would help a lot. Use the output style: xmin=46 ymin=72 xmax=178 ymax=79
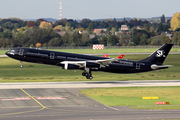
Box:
xmin=0 ymin=80 xmax=180 ymax=120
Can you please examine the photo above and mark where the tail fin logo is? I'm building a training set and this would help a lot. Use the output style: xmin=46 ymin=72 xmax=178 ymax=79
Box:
xmin=156 ymin=50 xmax=165 ymax=57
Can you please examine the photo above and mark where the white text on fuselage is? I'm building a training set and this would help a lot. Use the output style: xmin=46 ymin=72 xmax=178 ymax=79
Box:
xmin=119 ymin=61 xmax=133 ymax=66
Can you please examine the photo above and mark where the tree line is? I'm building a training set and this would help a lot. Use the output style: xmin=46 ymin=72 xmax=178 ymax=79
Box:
xmin=0 ymin=15 xmax=180 ymax=48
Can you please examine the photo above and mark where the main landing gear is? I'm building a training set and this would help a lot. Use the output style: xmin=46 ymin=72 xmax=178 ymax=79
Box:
xmin=20 ymin=61 xmax=23 ymax=68
xmin=82 ymin=68 xmax=93 ymax=80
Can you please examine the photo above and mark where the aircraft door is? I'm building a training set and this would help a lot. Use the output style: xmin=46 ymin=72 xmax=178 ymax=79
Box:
xmin=50 ymin=53 xmax=55 ymax=59
xmin=136 ymin=63 xmax=140 ymax=69
xmin=19 ymin=49 xmax=24 ymax=56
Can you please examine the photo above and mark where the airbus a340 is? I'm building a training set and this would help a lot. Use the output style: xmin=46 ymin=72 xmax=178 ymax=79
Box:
xmin=6 ymin=44 xmax=173 ymax=80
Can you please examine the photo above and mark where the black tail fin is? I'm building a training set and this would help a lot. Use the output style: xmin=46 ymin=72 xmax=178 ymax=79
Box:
xmin=140 ymin=44 xmax=173 ymax=65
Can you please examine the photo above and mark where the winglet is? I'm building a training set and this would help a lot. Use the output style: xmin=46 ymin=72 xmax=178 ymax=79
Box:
xmin=103 ymin=54 xmax=108 ymax=58
xmin=117 ymin=54 xmax=124 ymax=59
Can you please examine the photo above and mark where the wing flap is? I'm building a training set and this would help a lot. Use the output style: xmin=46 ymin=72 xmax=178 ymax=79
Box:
xmin=61 ymin=61 xmax=86 ymax=68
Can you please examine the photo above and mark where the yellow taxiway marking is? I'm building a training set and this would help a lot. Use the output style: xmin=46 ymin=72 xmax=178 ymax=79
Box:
xmin=0 ymin=108 xmax=44 ymax=116
xmin=0 ymin=96 xmax=67 ymax=99
xmin=19 ymin=87 xmax=46 ymax=108
xmin=0 ymin=88 xmax=111 ymax=117
xmin=0 ymin=88 xmax=46 ymax=116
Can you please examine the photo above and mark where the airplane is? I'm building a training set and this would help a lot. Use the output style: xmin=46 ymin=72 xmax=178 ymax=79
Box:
xmin=5 ymin=43 xmax=173 ymax=80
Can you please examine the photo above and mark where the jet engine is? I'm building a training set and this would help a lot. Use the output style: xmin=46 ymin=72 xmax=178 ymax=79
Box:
xmin=86 ymin=62 xmax=100 ymax=68
xmin=63 ymin=63 xmax=80 ymax=70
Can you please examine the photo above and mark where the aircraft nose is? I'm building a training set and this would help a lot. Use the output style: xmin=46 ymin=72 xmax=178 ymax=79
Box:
xmin=5 ymin=51 xmax=9 ymax=55
xmin=5 ymin=51 xmax=10 ymax=56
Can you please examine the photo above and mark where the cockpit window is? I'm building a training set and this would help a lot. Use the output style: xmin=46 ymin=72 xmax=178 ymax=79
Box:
xmin=10 ymin=50 xmax=15 ymax=53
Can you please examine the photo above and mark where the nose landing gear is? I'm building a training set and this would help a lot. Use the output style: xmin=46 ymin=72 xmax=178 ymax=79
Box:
xmin=20 ymin=61 xmax=23 ymax=68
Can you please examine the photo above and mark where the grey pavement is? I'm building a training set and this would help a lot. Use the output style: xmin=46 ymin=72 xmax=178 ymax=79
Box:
xmin=0 ymin=80 xmax=180 ymax=89
xmin=0 ymin=87 xmax=180 ymax=120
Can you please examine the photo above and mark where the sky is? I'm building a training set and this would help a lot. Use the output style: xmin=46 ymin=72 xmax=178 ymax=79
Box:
xmin=0 ymin=0 xmax=180 ymax=20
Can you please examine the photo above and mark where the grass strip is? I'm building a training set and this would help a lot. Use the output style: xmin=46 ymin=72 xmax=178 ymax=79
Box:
xmin=80 ymin=86 xmax=180 ymax=109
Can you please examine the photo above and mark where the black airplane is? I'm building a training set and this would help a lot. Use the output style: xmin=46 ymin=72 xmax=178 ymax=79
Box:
xmin=6 ymin=44 xmax=173 ymax=80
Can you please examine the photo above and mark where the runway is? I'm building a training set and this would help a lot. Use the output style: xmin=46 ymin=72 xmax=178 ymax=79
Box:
xmin=0 ymin=80 xmax=180 ymax=89
xmin=0 ymin=80 xmax=180 ymax=120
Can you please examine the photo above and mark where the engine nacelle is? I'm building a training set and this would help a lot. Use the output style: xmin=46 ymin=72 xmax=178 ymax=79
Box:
xmin=63 ymin=63 xmax=80 ymax=70
xmin=86 ymin=62 xmax=100 ymax=68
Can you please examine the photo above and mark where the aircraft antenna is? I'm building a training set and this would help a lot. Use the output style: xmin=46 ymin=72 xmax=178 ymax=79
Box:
xmin=59 ymin=1 xmax=62 ymax=20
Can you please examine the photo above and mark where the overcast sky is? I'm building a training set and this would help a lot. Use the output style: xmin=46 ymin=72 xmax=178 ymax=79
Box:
xmin=0 ymin=0 xmax=179 ymax=20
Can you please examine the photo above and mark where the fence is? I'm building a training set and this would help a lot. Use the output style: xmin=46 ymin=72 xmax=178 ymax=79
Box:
xmin=0 ymin=45 xmax=180 ymax=50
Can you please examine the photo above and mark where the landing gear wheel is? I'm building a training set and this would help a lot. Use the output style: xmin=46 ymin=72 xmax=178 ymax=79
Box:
xmin=89 ymin=76 xmax=93 ymax=80
xmin=82 ymin=69 xmax=93 ymax=80
xmin=86 ymin=74 xmax=93 ymax=80
xmin=82 ymin=72 xmax=86 ymax=76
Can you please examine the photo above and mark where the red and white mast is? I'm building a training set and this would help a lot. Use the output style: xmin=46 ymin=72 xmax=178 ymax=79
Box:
xmin=59 ymin=1 xmax=62 ymax=20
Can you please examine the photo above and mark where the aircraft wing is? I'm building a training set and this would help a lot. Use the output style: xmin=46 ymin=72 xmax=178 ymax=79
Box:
xmin=89 ymin=58 xmax=116 ymax=67
xmin=61 ymin=61 xmax=86 ymax=69
xmin=61 ymin=58 xmax=119 ymax=69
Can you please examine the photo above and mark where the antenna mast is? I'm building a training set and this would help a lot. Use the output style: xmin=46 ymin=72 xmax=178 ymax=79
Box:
xmin=59 ymin=1 xmax=62 ymax=20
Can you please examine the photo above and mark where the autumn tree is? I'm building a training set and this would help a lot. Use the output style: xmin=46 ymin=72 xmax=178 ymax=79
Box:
xmin=36 ymin=43 xmax=41 ymax=47
xmin=172 ymin=31 xmax=180 ymax=45
xmin=36 ymin=19 xmax=46 ymax=26
xmin=64 ymin=22 xmax=73 ymax=32
xmin=27 ymin=21 xmax=36 ymax=27
xmin=170 ymin=12 xmax=180 ymax=31
xmin=164 ymin=36 xmax=170 ymax=43
xmin=54 ymin=25 xmax=65 ymax=31
xmin=78 ymin=28 xmax=85 ymax=32
xmin=39 ymin=21 xmax=52 ymax=28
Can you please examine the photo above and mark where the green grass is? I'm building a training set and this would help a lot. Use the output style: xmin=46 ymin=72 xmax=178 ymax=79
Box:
xmin=0 ymin=54 xmax=179 ymax=82
xmin=80 ymin=86 xmax=180 ymax=109
xmin=49 ymin=47 xmax=180 ymax=54
xmin=1 ymin=47 xmax=180 ymax=55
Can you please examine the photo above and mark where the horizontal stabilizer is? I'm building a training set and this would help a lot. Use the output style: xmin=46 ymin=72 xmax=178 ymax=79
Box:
xmin=151 ymin=64 xmax=173 ymax=70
